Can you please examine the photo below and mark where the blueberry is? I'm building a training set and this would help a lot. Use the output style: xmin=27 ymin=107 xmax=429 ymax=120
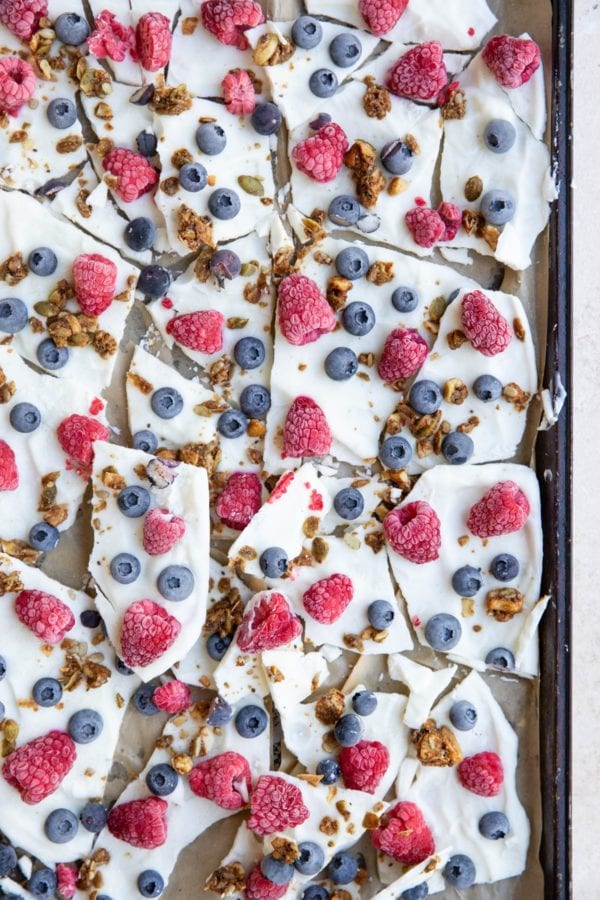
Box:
xmin=68 ymin=708 xmax=103 ymax=743
xmin=55 ymin=12 xmax=90 ymax=44
xmin=473 ymin=373 xmax=503 ymax=402
xmin=97 ymin=896 xmax=114 ymax=900
xmin=10 ymin=401 xmax=41 ymax=434
xmin=329 ymin=851 xmax=358 ymax=884
xmin=217 ymin=408 xmax=248 ymax=439
xmin=335 ymin=246 xmax=369 ymax=280
xmin=44 ymin=808 xmax=78 ymax=843
xmin=328 ymin=195 xmax=360 ymax=227
xmin=138 ymin=265 xmax=172 ymax=299
xmin=136 ymin=130 xmax=158 ymax=157
xmin=47 ymin=97 xmax=77 ymax=129
xmin=0 ymin=656 xmax=7 ymax=680
xmin=443 ymin=854 xmax=476 ymax=889
xmin=146 ymin=763 xmax=179 ymax=796
xmin=424 ymin=613 xmax=462 ymax=651
xmin=292 ymin=16 xmax=323 ymax=49
xmin=116 ymin=656 xmax=134 ymax=675
xmin=179 ymin=161 xmax=208 ymax=192
xmin=28 ymin=522 xmax=60 ymax=556
xmin=333 ymin=487 xmax=364 ymax=520
xmin=37 ymin=338 xmax=69 ymax=370
xmin=342 ymin=301 xmax=375 ymax=336
xmin=479 ymin=811 xmax=510 ymax=840
xmin=240 ymin=384 xmax=271 ymax=418
xmin=207 ymin=695 xmax=233 ymax=726
xmin=251 ymin=102 xmax=282 ymax=135
xmin=125 ymin=217 xmax=156 ymax=252
xmin=450 ymin=699 xmax=478 ymax=731
xmin=324 ymin=346 xmax=358 ymax=381
xmin=329 ymin=33 xmax=362 ymax=67
xmin=0 ymin=843 xmax=17 ymax=877
xmin=151 ymin=386 xmax=184 ymax=419
xmin=210 ymin=249 xmax=241 ymax=282
xmin=401 ymin=885 xmax=429 ymax=900
xmin=32 ymin=677 xmax=63 ymax=707
xmin=380 ymin=435 xmax=412 ymax=469
xmin=28 ymin=247 xmax=57 ymax=276
xmin=133 ymin=683 xmax=160 ymax=715
xmin=133 ymin=429 xmax=159 ymax=453
xmin=451 ymin=565 xmax=483 ymax=597
xmin=442 ymin=431 xmax=474 ymax=465
xmin=309 ymin=112 xmax=333 ymax=130
xmin=302 ymin=888 xmax=330 ymax=900
xmin=316 ymin=758 xmax=341 ymax=784
xmin=295 ymin=841 xmax=325 ymax=876
xmin=196 ymin=122 xmax=227 ymax=155
xmin=309 ymin=68 xmax=338 ymax=98
xmin=485 ymin=647 xmax=515 ymax=670
xmin=157 ymin=565 xmax=195 ymax=601
xmin=80 ymin=801 xmax=108 ymax=833
xmin=380 ymin=140 xmax=413 ymax=175
xmin=351 ymin=690 xmax=377 ymax=716
xmin=29 ymin=867 xmax=58 ymax=896
xmin=110 ymin=552 xmax=141 ymax=584
xmin=234 ymin=336 xmax=265 ymax=369
xmin=117 ymin=485 xmax=151 ymax=517
xmin=484 ymin=119 xmax=516 ymax=154
xmin=367 ymin=599 xmax=395 ymax=630
xmin=334 ymin=713 xmax=363 ymax=747
xmin=206 ymin=632 xmax=232 ymax=661
xmin=391 ymin=286 xmax=419 ymax=312
xmin=260 ymin=855 xmax=294 ymax=885
xmin=490 ymin=553 xmax=520 ymax=581
xmin=409 ymin=380 xmax=442 ymax=415
xmin=480 ymin=189 xmax=516 ymax=226
xmin=80 ymin=609 xmax=101 ymax=628
xmin=0 ymin=297 xmax=28 ymax=334
xmin=259 ymin=546 xmax=288 ymax=578
xmin=235 ymin=704 xmax=268 ymax=738
xmin=209 ymin=188 xmax=241 ymax=220
xmin=138 ymin=870 xmax=164 ymax=897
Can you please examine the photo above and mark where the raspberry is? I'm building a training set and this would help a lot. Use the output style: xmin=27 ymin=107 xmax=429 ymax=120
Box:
xmin=339 ymin=740 xmax=390 ymax=793
xmin=291 ymin=122 xmax=349 ymax=183
xmin=458 ymin=751 xmax=504 ymax=797
xmin=72 ymin=253 xmax=118 ymax=317
xmin=15 ymin=589 xmax=75 ymax=643
xmin=102 ymin=147 xmax=158 ymax=203
xmin=120 ymin=599 xmax=181 ymax=668
xmin=2 ymin=731 xmax=76 ymax=804
xmin=0 ymin=0 xmax=47 ymax=41
xmin=282 ymin=396 xmax=332 ymax=459
xmin=222 ymin=69 xmax=256 ymax=114
xmin=201 ymin=0 xmax=265 ymax=50
xmin=0 ymin=57 xmax=36 ymax=116
xmin=248 ymin=775 xmax=310 ymax=835
xmin=245 ymin=865 xmax=288 ymax=900
xmin=277 ymin=274 xmax=336 ymax=346
xmin=371 ymin=801 xmax=435 ymax=865
xmin=405 ymin=207 xmax=445 ymax=248
xmin=302 ymin=573 xmax=353 ymax=624
xmin=215 ymin=471 xmax=262 ymax=530
xmin=378 ymin=327 xmax=429 ymax=381
xmin=482 ymin=35 xmax=541 ymax=89
xmin=152 ymin=680 xmax=191 ymax=714
xmin=136 ymin=12 xmax=172 ymax=71
xmin=384 ymin=501 xmax=441 ymax=564
xmin=437 ymin=201 xmax=461 ymax=241
xmin=88 ymin=10 xmax=136 ymax=62
xmin=166 ymin=310 xmax=224 ymax=353
xmin=386 ymin=41 xmax=447 ymax=100
xmin=56 ymin=864 xmax=77 ymax=899
xmin=0 ymin=439 xmax=18 ymax=491
xmin=237 ymin=592 xmax=302 ymax=652
xmin=189 ymin=751 xmax=251 ymax=810
xmin=143 ymin=508 xmax=186 ymax=556
xmin=107 ymin=797 xmax=168 ymax=849
xmin=467 ymin=480 xmax=530 ymax=538
xmin=461 ymin=290 xmax=513 ymax=357
xmin=57 ymin=414 xmax=109 ymax=473
xmin=359 ymin=0 xmax=408 ymax=36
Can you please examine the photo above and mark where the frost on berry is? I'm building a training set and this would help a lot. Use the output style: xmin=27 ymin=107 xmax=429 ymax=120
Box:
xmin=282 ymin=396 xmax=332 ymax=459
xmin=302 ymin=573 xmax=353 ymax=624
xmin=136 ymin=12 xmax=172 ymax=71
xmin=236 ymin=591 xmax=302 ymax=652
xmin=189 ymin=751 xmax=251 ymax=809
xmin=291 ymin=123 xmax=349 ymax=183
xmin=467 ymin=480 xmax=530 ymax=538
xmin=57 ymin=414 xmax=110 ymax=472
xmin=0 ymin=57 xmax=36 ymax=115
xmin=405 ymin=207 xmax=446 ymax=248
xmin=153 ymin=680 xmax=191 ymax=714
xmin=166 ymin=310 xmax=224 ymax=353
xmin=359 ymin=0 xmax=409 ymax=36
xmin=386 ymin=41 xmax=447 ymax=100
xmin=384 ymin=501 xmax=441 ymax=564
xmin=56 ymin=863 xmax=77 ymax=899
xmin=277 ymin=273 xmax=336 ymax=346
xmin=215 ymin=471 xmax=262 ymax=530
xmin=102 ymin=147 xmax=159 ymax=203
xmin=461 ymin=290 xmax=513 ymax=356
xmin=458 ymin=751 xmax=504 ymax=797
xmin=245 ymin=864 xmax=289 ymax=900
xmin=0 ymin=439 xmax=19 ymax=491
xmin=2 ymin=730 xmax=76 ymax=804
xmin=222 ymin=69 xmax=256 ymax=115
xmin=107 ymin=796 xmax=168 ymax=849
xmin=88 ymin=10 xmax=136 ymax=61
xmin=120 ymin=599 xmax=181 ymax=668
xmin=0 ymin=0 xmax=48 ymax=41
xmin=201 ymin=0 xmax=265 ymax=51
xmin=248 ymin=775 xmax=309 ymax=835
xmin=482 ymin=35 xmax=541 ymax=89
xmin=340 ymin=740 xmax=390 ymax=793
xmin=72 ymin=252 xmax=118 ymax=317
xmin=143 ymin=508 xmax=186 ymax=556
xmin=15 ymin=589 xmax=75 ymax=643
xmin=371 ymin=801 xmax=435 ymax=864
xmin=378 ymin=327 xmax=429 ymax=381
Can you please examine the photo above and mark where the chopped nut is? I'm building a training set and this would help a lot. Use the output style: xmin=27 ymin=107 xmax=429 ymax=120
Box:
xmin=203 ymin=592 xmax=244 ymax=637
xmin=126 ymin=372 xmax=153 ymax=395
xmin=151 ymin=83 xmax=193 ymax=115
xmin=502 ymin=382 xmax=531 ymax=412
xmin=486 ymin=587 xmax=524 ymax=622
xmin=456 ymin=415 xmax=480 ymax=434
xmin=177 ymin=203 xmax=215 ymax=251
xmin=443 ymin=378 xmax=468 ymax=404
xmin=447 ymin=329 xmax=468 ymax=350
xmin=1 ymin=719 xmax=19 ymax=756
xmin=326 ymin=275 xmax=353 ymax=311
xmin=160 ymin=176 xmax=179 ymax=196
xmin=362 ymin=76 xmax=391 ymax=119
xmin=481 ymin=223 xmax=500 ymax=251
xmin=93 ymin=330 xmax=117 ymax=358
xmin=238 ymin=174 xmax=265 ymax=196
xmin=0 ymin=252 xmax=28 ymax=285
xmin=464 ymin=175 xmax=483 ymax=202
xmin=411 ymin=719 xmax=462 ymax=767
xmin=461 ymin=597 xmax=475 ymax=617
xmin=302 ymin=515 xmax=320 ymax=539
xmin=364 ymin=530 xmax=385 ymax=554
xmin=312 ymin=537 xmax=329 ymax=563
xmin=0 ymin=569 xmax=24 ymax=596
xmin=441 ymin=86 xmax=467 ymax=120
xmin=315 ymin=689 xmax=345 ymax=725
xmin=513 ymin=317 xmax=526 ymax=341
xmin=56 ymin=134 xmax=83 ymax=154
xmin=100 ymin=466 xmax=126 ymax=491
xmin=265 ymin=665 xmax=284 ymax=682
xmin=253 ymin=33 xmax=294 ymax=66
xmin=171 ymin=753 xmax=193 ymax=774
xmin=366 ymin=261 xmax=394 ymax=285
xmin=271 ymin=837 xmax=300 ymax=863
xmin=319 ymin=816 xmax=339 ymax=836
xmin=388 ymin=176 xmax=409 ymax=195
xmin=362 ymin=811 xmax=380 ymax=829
xmin=343 ymin=633 xmax=365 ymax=652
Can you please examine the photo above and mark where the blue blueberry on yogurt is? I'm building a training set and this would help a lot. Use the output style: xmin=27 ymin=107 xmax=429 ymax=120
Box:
xmin=292 ymin=16 xmax=323 ymax=49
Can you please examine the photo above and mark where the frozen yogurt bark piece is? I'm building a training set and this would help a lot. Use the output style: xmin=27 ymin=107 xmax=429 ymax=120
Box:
xmin=318 ymin=472 xmax=404 ymax=534
xmin=388 ymin=655 xmax=457 ymax=729
xmin=0 ymin=555 xmax=139 ymax=865
xmin=89 ymin=442 xmax=210 ymax=681
xmin=0 ymin=190 xmax=137 ymax=395
xmin=384 ymin=464 xmax=546 ymax=675
xmin=372 ymin=849 xmax=450 ymax=898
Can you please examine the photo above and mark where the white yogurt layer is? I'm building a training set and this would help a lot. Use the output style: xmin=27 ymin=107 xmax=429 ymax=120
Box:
xmin=0 ymin=190 xmax=137 ymax=395
xmin=384 ymin=464 xmax=546 ymax=675
xmin=89 ymin=442 xmax=210 ymax=681
xmin=388 ymin=655 xmax=457 ymax=729
xmin=0 ymin=555 xmax=139 ymax=865
xmin=373 ymin=849 xmax=451 ymax=898
xmin=319 ymin=473 xmax=404 ymax=534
